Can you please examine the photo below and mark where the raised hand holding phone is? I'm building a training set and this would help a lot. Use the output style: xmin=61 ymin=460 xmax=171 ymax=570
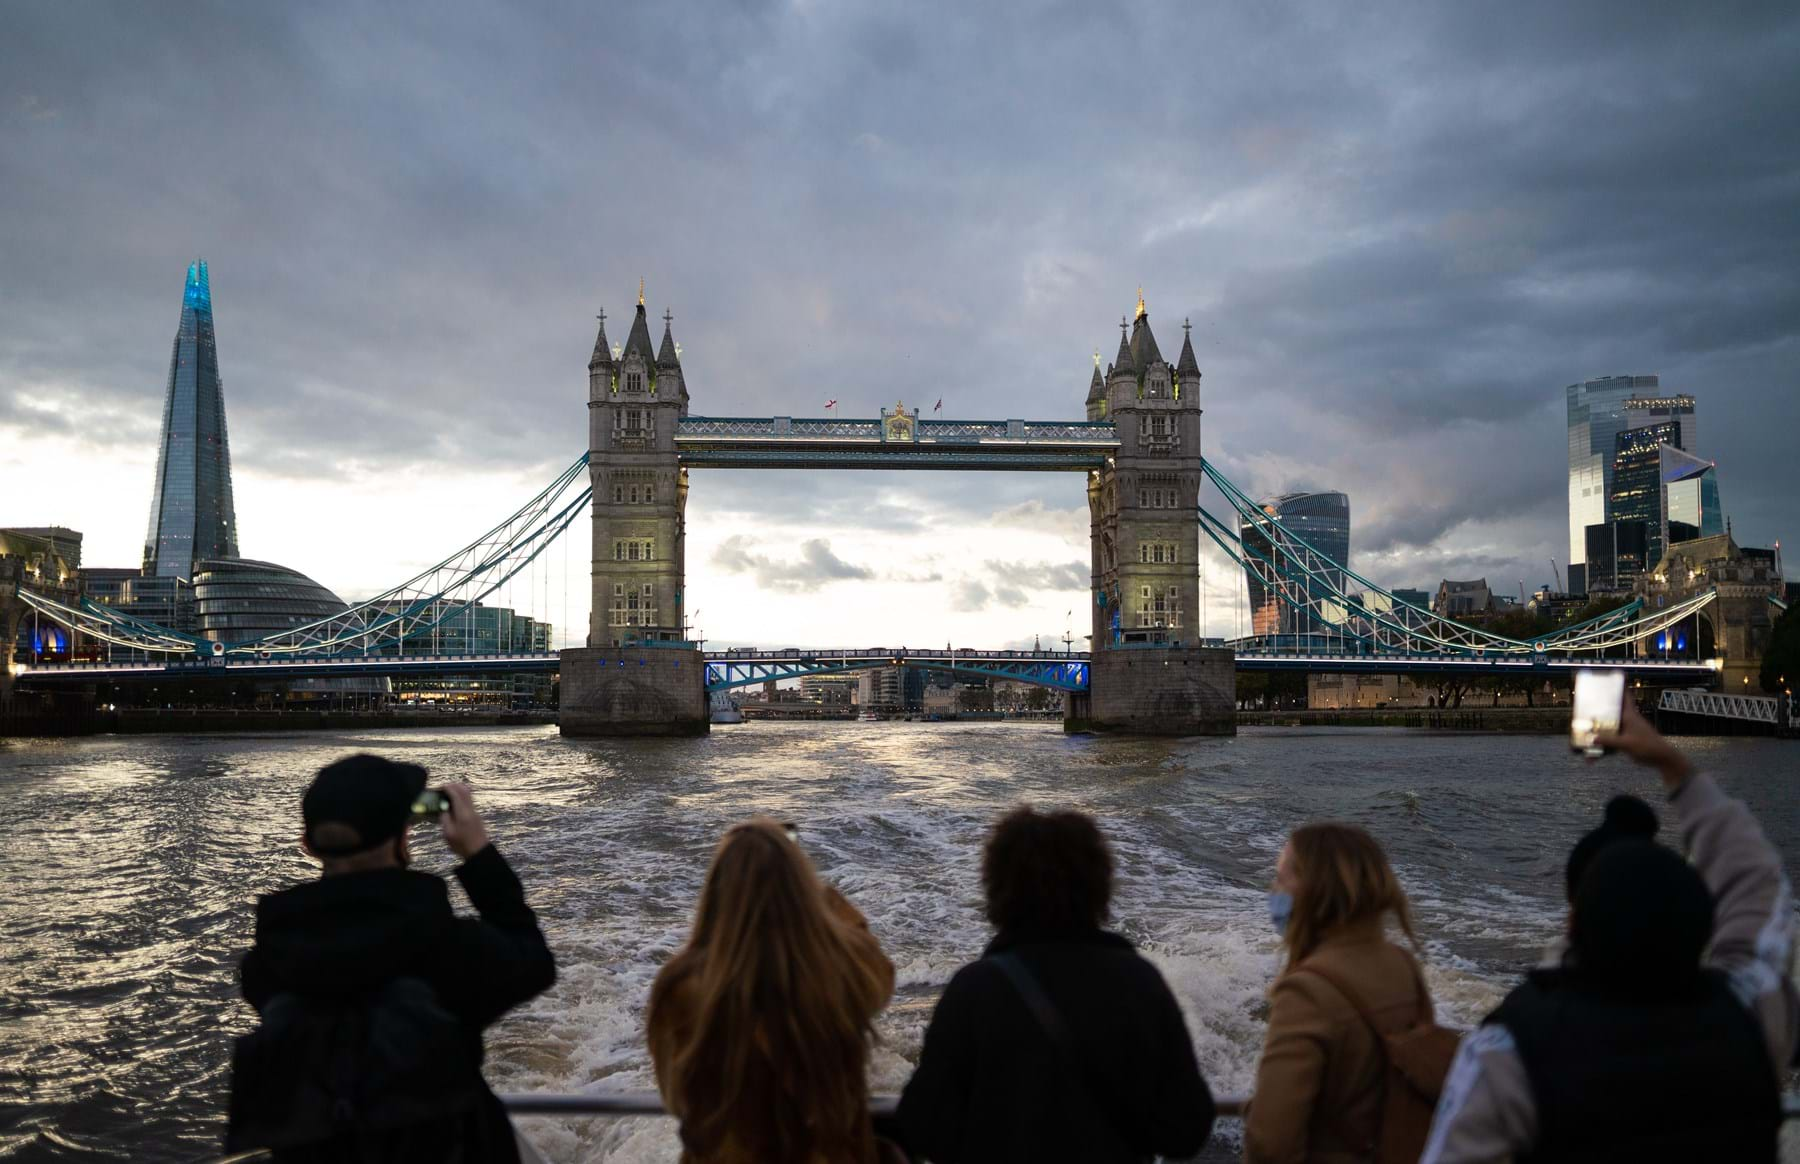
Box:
xmin=439 ymin=782 xmax=492 ymax=859
xmin=1570 ymin=669 xmax=1626 ymax=757
xmin=1593 ymin=701 xmax=1693 ymax=790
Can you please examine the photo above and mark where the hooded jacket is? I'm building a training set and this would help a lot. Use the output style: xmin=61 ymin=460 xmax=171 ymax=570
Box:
xmin=234 ymin=844 xmax=557 ymax=1162
xmin=897 ymin=928 xmax=1216 ymax=1163
xmin=1421 ymin=773 xmax=1798 ymax=1163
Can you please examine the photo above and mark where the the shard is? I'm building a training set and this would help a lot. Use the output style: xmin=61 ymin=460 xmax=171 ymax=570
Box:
xmin=143 ymin=260 xmax=239 ymax=577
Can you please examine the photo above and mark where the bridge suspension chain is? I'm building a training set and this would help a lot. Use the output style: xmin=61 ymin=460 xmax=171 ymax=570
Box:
xmin=1197 ymin=459 xmax=1717 ymax=657
xmin=13 ymin=454 xmax=592 ymax=657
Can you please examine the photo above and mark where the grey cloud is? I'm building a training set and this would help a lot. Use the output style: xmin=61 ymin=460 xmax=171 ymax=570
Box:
xmin=984 ymin=559 xmax=1089 ymax=591
xmin=711 ymin=535 xmax=872 ymax=593
xmin=2 ymin=1 xmax=1796 ymax=600
xmin=949 ymin=578 xmax=991 ymax=612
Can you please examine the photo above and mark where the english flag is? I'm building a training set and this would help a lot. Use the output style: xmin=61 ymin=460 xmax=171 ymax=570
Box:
xmin=934 ymin=398 xmax=943 ymax=412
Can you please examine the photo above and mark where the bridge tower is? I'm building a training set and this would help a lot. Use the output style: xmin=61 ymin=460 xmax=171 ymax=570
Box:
xmin=1068 ymin=294 xmax=1234 ymax=735
xmin=560 ymin=286 xmax=708 ymax=737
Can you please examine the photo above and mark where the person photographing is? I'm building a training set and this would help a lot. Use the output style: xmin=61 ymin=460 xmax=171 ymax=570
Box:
xmin=1422 ymin=702 xmax=1796 ymax=1162
xmin=227 ymin=754 xmax=556 ymax=1162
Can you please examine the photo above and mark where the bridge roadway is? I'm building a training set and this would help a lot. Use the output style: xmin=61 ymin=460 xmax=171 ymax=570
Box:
xmin=12 ymin=648 xmax=1721 ymax=688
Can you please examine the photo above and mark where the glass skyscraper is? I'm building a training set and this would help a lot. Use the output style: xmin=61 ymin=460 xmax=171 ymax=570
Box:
xmin=1240 ymin=491 xmax=1351 ymax=638
xmin=143 ymin=260 xmax=239 ymax=578
xmin=1566 ymin=375 xmax=1661 ymax=591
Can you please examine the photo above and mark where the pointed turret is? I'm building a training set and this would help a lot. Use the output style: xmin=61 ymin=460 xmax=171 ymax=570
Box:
xmin=620 ymin=301 xmax=657 ymax=368
xmin=1128 ymin=310 xmax=1163 ymax=374
xmin=1175 ymin=317 xmax=1201 ymax=380
xmin=1110 ymin=317 xmax=1134 ymax=379
xmin=657 ymin=308 xmax=680 ymax=368
xmin=589 ymin=309 xmax=613 ymax=370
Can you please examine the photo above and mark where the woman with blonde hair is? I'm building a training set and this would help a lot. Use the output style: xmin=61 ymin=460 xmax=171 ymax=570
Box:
xmin=1245 ymin=822 xmax=1452 ymax=1164
xmin=648 ymin=818 xmax=896 ymax=1164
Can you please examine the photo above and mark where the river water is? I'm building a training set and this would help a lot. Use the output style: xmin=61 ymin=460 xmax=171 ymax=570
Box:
xmin=3 ymin=723 xmax=1798 ymax=1162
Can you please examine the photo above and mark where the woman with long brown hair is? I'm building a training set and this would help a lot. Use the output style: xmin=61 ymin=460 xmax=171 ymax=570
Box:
xmin=647 ymin=818 xmax=895 ymax=1164
xmin=1245 ymin=822 xmax=1447 ymax=1163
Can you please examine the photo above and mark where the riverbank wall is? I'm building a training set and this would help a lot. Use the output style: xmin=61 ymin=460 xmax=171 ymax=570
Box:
xmin=1236 ymin=707 xmax=1570 ymax=732
xmin=2 ymin=707 xmax=558 ymax=737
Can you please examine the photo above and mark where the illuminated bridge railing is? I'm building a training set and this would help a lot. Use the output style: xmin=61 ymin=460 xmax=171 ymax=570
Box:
xmin=703 ymin=647 xmax=1092 ymax=693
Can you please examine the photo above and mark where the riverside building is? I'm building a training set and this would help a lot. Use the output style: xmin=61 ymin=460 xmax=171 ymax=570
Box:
xmin=143 ymin=261 xmax=240 ymax=580
xmin=1239 ymin=491 xmax=1351 ymax=639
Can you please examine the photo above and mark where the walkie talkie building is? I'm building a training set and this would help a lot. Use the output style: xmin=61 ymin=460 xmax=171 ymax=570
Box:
xmin=143 ymin=260 xmax=239 ymax=578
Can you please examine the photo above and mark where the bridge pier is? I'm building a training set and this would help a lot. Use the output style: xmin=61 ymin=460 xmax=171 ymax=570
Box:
xmin=558 ymin=646 xmax=708 ymax=737
xmin=1066 ymin=645 xmax=1236 ymax=736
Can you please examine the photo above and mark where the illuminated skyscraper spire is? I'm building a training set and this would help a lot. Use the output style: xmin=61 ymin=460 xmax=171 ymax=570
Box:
xmin=143 ymin=260 xmax=240 ymax=577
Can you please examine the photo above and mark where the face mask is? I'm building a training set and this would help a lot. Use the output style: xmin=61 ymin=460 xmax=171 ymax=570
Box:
xmin=1267 ymin=891 xmax=1293 ymax=936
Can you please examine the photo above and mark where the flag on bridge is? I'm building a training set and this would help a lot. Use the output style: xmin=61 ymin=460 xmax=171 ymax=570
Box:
xmin=934 ymin=398 xmax=943 ymax=412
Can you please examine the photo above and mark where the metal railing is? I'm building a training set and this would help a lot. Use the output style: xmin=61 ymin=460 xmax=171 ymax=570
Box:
xmin=495 ymin=1089 xmax=1246 ymax=1118
xmin=210 ymin=1089 xmax=1800 ymax=1162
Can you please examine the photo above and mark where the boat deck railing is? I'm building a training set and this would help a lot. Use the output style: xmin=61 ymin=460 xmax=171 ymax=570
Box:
xmin=211 ymin=1090 xmax=1800 ymax=1162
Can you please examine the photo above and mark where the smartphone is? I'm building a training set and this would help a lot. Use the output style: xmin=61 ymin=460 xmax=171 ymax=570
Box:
xmin=1571 ymin=669 xmax=1627 ymax=757
xmin=410 ymin=789 xmax=452 ymax=819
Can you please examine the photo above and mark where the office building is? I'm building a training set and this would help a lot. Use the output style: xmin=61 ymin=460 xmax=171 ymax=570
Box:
xmin=1434 ymin=579 xmax=1496 ymax=619
xmin=1567 ymin=374 xmax=1663 ymax=592
xmin=1625 ymin=393 xmax=1697 ymax=452
xmin=1240 ymin=491 xmax=1351 ymax=638
xmin=1584 ymin=520 xmax=1651 ymax=594
xmin=143 ymin=261 xmax=240 ymax=578
xmin=1610 ymin=421 xmax=1685 ymax=570
xmin=1661 ymin=450 xmax=1724 ymax=555
xmin=192 ymin=558 xmax=348 ymax=644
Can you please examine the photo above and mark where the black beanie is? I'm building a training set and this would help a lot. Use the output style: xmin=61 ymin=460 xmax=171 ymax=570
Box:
xmin=1571 ymin=839 xmax=1713 ymax=996
xmin=1566 ymin=795 xmax=1659 ymax=902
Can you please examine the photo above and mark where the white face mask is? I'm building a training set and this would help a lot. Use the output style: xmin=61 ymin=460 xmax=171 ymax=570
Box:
xmin=1267 ymin=891 xmax=1293 ymax=936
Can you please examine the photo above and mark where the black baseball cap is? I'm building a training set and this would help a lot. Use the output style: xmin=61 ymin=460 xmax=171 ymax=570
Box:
xmin=302 ymin=754 xmax=428 ymax=857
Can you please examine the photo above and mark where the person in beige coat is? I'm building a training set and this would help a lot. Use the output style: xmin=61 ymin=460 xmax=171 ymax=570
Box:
xmin=1245 ymin=823 xmax=1432 ymax=1163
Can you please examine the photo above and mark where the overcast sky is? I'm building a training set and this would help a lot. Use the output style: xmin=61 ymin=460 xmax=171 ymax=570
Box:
xmin=3 ymin=2 xmax=1795 ymax=649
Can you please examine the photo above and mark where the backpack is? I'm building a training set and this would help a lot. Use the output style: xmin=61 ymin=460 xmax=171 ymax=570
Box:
xmin=226 ymin=976 xmax=486 ymax=1159
xmin=1296 ymin=959 xmax=1461 ymax=1164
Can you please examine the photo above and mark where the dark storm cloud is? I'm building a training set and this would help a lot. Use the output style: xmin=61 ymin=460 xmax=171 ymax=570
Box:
xmin=2 ymin=1 xmax=1796 ymax=594
xmin=712 ymin=534 xmax=872 ymax=592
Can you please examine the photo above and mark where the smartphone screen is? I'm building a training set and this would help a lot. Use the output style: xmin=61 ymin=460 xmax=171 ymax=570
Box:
xmin=410 ymin=789 xmax=451 ymax=819
xmin=1571 ymin=669 xmax=1626 ymax=756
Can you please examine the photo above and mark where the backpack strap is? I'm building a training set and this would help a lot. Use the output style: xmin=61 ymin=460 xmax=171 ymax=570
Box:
xmin=989 ymin=953 xmax=1142 ymax=1161
xmin=1296 ymin=951 xmax=1432 ymax=1034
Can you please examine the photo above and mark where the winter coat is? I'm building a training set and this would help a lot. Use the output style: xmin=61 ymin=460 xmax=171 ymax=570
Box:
xmin=233 ymin=844 xmax=557 ymax=1163
xmin=1422 ymin=771 xmax=1799 ymax=1163
xmin=897 ymin=927 xmax=1216 ymax=1164
xmin=1244 ymin=922 xmax=1426 ymax=1164
xmin=646 ymin=885 xmax=895 ymax=1164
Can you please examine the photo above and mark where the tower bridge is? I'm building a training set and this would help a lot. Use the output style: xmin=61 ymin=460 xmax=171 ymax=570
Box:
xmin=10 ymin=287 xmax=1723 ymax=732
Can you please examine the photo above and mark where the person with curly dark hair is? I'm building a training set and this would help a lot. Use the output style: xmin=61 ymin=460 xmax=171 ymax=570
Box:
xmin=895 ymin=806 xmax=1215 ymax=1163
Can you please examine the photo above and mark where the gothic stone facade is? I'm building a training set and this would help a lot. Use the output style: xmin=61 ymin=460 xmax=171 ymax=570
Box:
xmin=1085 ymin=297 xmax=1205 ymax=651
xmin=585 ymin=296 xmax=689 ymax=647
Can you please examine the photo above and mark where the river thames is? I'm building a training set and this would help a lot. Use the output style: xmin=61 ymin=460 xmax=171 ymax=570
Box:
xmin=3 ymin=723 xmax=1797 ymax=1162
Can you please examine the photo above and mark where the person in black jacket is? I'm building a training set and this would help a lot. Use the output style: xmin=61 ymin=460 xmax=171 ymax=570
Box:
xmin=227 ymin=754 xmax=557 ymax=1163
xmin=897 ymin=806 xmax=1215 ymax=1163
